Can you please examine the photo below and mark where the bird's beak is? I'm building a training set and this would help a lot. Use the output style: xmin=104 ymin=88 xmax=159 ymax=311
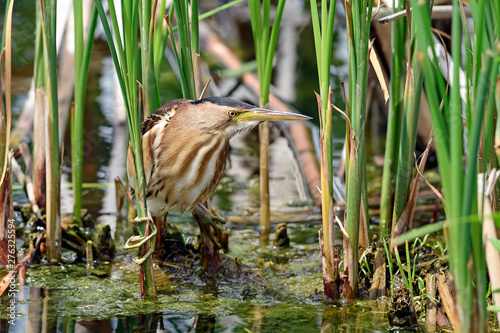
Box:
xmin=235 ymin=108 xmax=312 ymax=122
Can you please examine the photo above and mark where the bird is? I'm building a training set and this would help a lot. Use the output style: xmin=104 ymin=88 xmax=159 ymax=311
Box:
xmin=127 ymin=96 xmax=310 ymax=270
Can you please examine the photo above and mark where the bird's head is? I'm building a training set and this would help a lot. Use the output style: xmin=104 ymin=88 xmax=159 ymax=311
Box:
xmin=184 ymin=97 xmax=311 ymax=138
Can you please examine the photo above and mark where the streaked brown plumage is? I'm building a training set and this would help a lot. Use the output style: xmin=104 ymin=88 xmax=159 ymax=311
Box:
xmin=127 ymin=96 xmax=310 ymax=218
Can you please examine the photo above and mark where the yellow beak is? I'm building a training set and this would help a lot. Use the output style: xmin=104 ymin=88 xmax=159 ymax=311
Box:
xmin=235 ymin=108 xmax=312 ymax=122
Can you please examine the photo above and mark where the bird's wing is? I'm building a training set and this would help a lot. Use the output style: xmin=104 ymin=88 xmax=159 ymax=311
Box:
xmin=128 ymin=99 xmax=190 ymax=191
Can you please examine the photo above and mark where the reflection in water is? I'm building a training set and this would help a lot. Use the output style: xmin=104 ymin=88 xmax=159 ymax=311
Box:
xmin=192 ymin=313 xmax=216 ymax=332
xmin=97 ymin=56 xmax=128 ymax=237
xmin=1 ymin=281 xmax=393 ymax=332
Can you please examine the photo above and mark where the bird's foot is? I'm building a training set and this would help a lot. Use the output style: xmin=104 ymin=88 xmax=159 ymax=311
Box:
xmin=192 ymin=204 xmax=225 ymax=272
xmin=124 ymin=214 xmax=157 ymax=265
xmin=193 ymin=204 xmax=225 ymax=249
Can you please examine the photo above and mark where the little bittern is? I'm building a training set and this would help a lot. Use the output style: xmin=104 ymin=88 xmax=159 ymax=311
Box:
xmin=127 ymin=97 xmax=310 ymax=270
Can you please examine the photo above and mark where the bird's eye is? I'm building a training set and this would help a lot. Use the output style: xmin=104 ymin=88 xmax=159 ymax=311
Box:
xmin=228 ymin=110 xmax=237 ymax=118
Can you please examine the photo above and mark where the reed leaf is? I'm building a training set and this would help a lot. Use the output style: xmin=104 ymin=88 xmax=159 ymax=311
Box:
xmin=153 ymin=0 xmax=169 ymax=85
xmin=172 ymin=0 xmax=196 ymax=100
xmin=391 ymin=51 xmax=424 ymax=235
xmin=140 ymin=0 xmax=160 ymax=114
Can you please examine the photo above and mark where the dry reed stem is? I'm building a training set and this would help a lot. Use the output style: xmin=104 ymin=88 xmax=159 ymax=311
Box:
xmin=368 ymin=249 xmax=387 ymax=299
xmin=359 ymin=197 xmax=369 ymax=248
xmin=0 ymin=269 xmax=16 ymax=297
xmin=115 ymin=178 xmax=126 ymax=215
xmin=369 ymin=45 xmax=389 ymax=103
xmin=193 ymin=53 xmax=202 ymax=99
xmin=10 ymin=156 xmax=42 ymax=218
xmin=0 ymin=168 xmax=13 ymax=266
xmin=319 ymin=229 xmax=338 ymax=299
xmin=425 ymin=274 xmax=437 ymax=332
xmin=226 ymin=213 xmax=322 ymax=224
xmin=437 ymin=273 xmax=458 ymax=329
xmin=259 ymin=121 xmax=271 ymax=239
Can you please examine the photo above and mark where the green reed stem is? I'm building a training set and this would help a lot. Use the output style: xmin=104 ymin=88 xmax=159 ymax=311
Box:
xmin=394 ymin=242 xmax=413 ymax=299
xmin=379 ymin=0 xmax=405 ymax=234
xmin=192 ymin=0 xmax=199 ymax=54
xmin=72 ymin=4 xmax=98 ymax=224
xmin=0 ymin=0 xmax=11 ymax=177
xmin=72 ymin=2 xmax=84 ymax=220
xmin=0 ymin=0 xmax=11 ymax=65
xmin=40 ymin=0 xmax=61 ymax=262
xmin=0 ymin=0 xmax=13 ymax=183
xmin=248 ymin=0 xmax=286 ymax=238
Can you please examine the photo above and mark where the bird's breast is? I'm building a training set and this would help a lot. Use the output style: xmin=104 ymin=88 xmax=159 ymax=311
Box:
xmin=145 ymin=136 xmax=230 ymax=216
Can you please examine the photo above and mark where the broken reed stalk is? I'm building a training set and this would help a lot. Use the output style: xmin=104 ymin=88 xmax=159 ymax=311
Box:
xmin=95 ymin=0 xmax=157 ymax=298
xmin=71 ymin=2 xmax=98 ymax=224
xmin=425 ymin=274 xmax=437 ymax=332
xmin=436 ymin=274 xmax=458 ymax=328
xmin=343 ymin=0 xmax=373 ymax=298
xmin=248 ymin=0 xmax=286 ymax=239
xmin=310 ymin=0 xmax=337 ymax=299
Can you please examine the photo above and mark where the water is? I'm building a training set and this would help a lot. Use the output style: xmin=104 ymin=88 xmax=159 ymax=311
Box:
xmin=1 ymin=224 xmax=392 ymax=332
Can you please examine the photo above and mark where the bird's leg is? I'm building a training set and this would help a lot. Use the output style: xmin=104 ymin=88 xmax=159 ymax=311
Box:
xmin=194 ymin=204 xmax=225 ymax=247
xmin=153 ymin=213 xmax=169 ymax=260
xmin=192 ymin=203 xmax=225 ymax=272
